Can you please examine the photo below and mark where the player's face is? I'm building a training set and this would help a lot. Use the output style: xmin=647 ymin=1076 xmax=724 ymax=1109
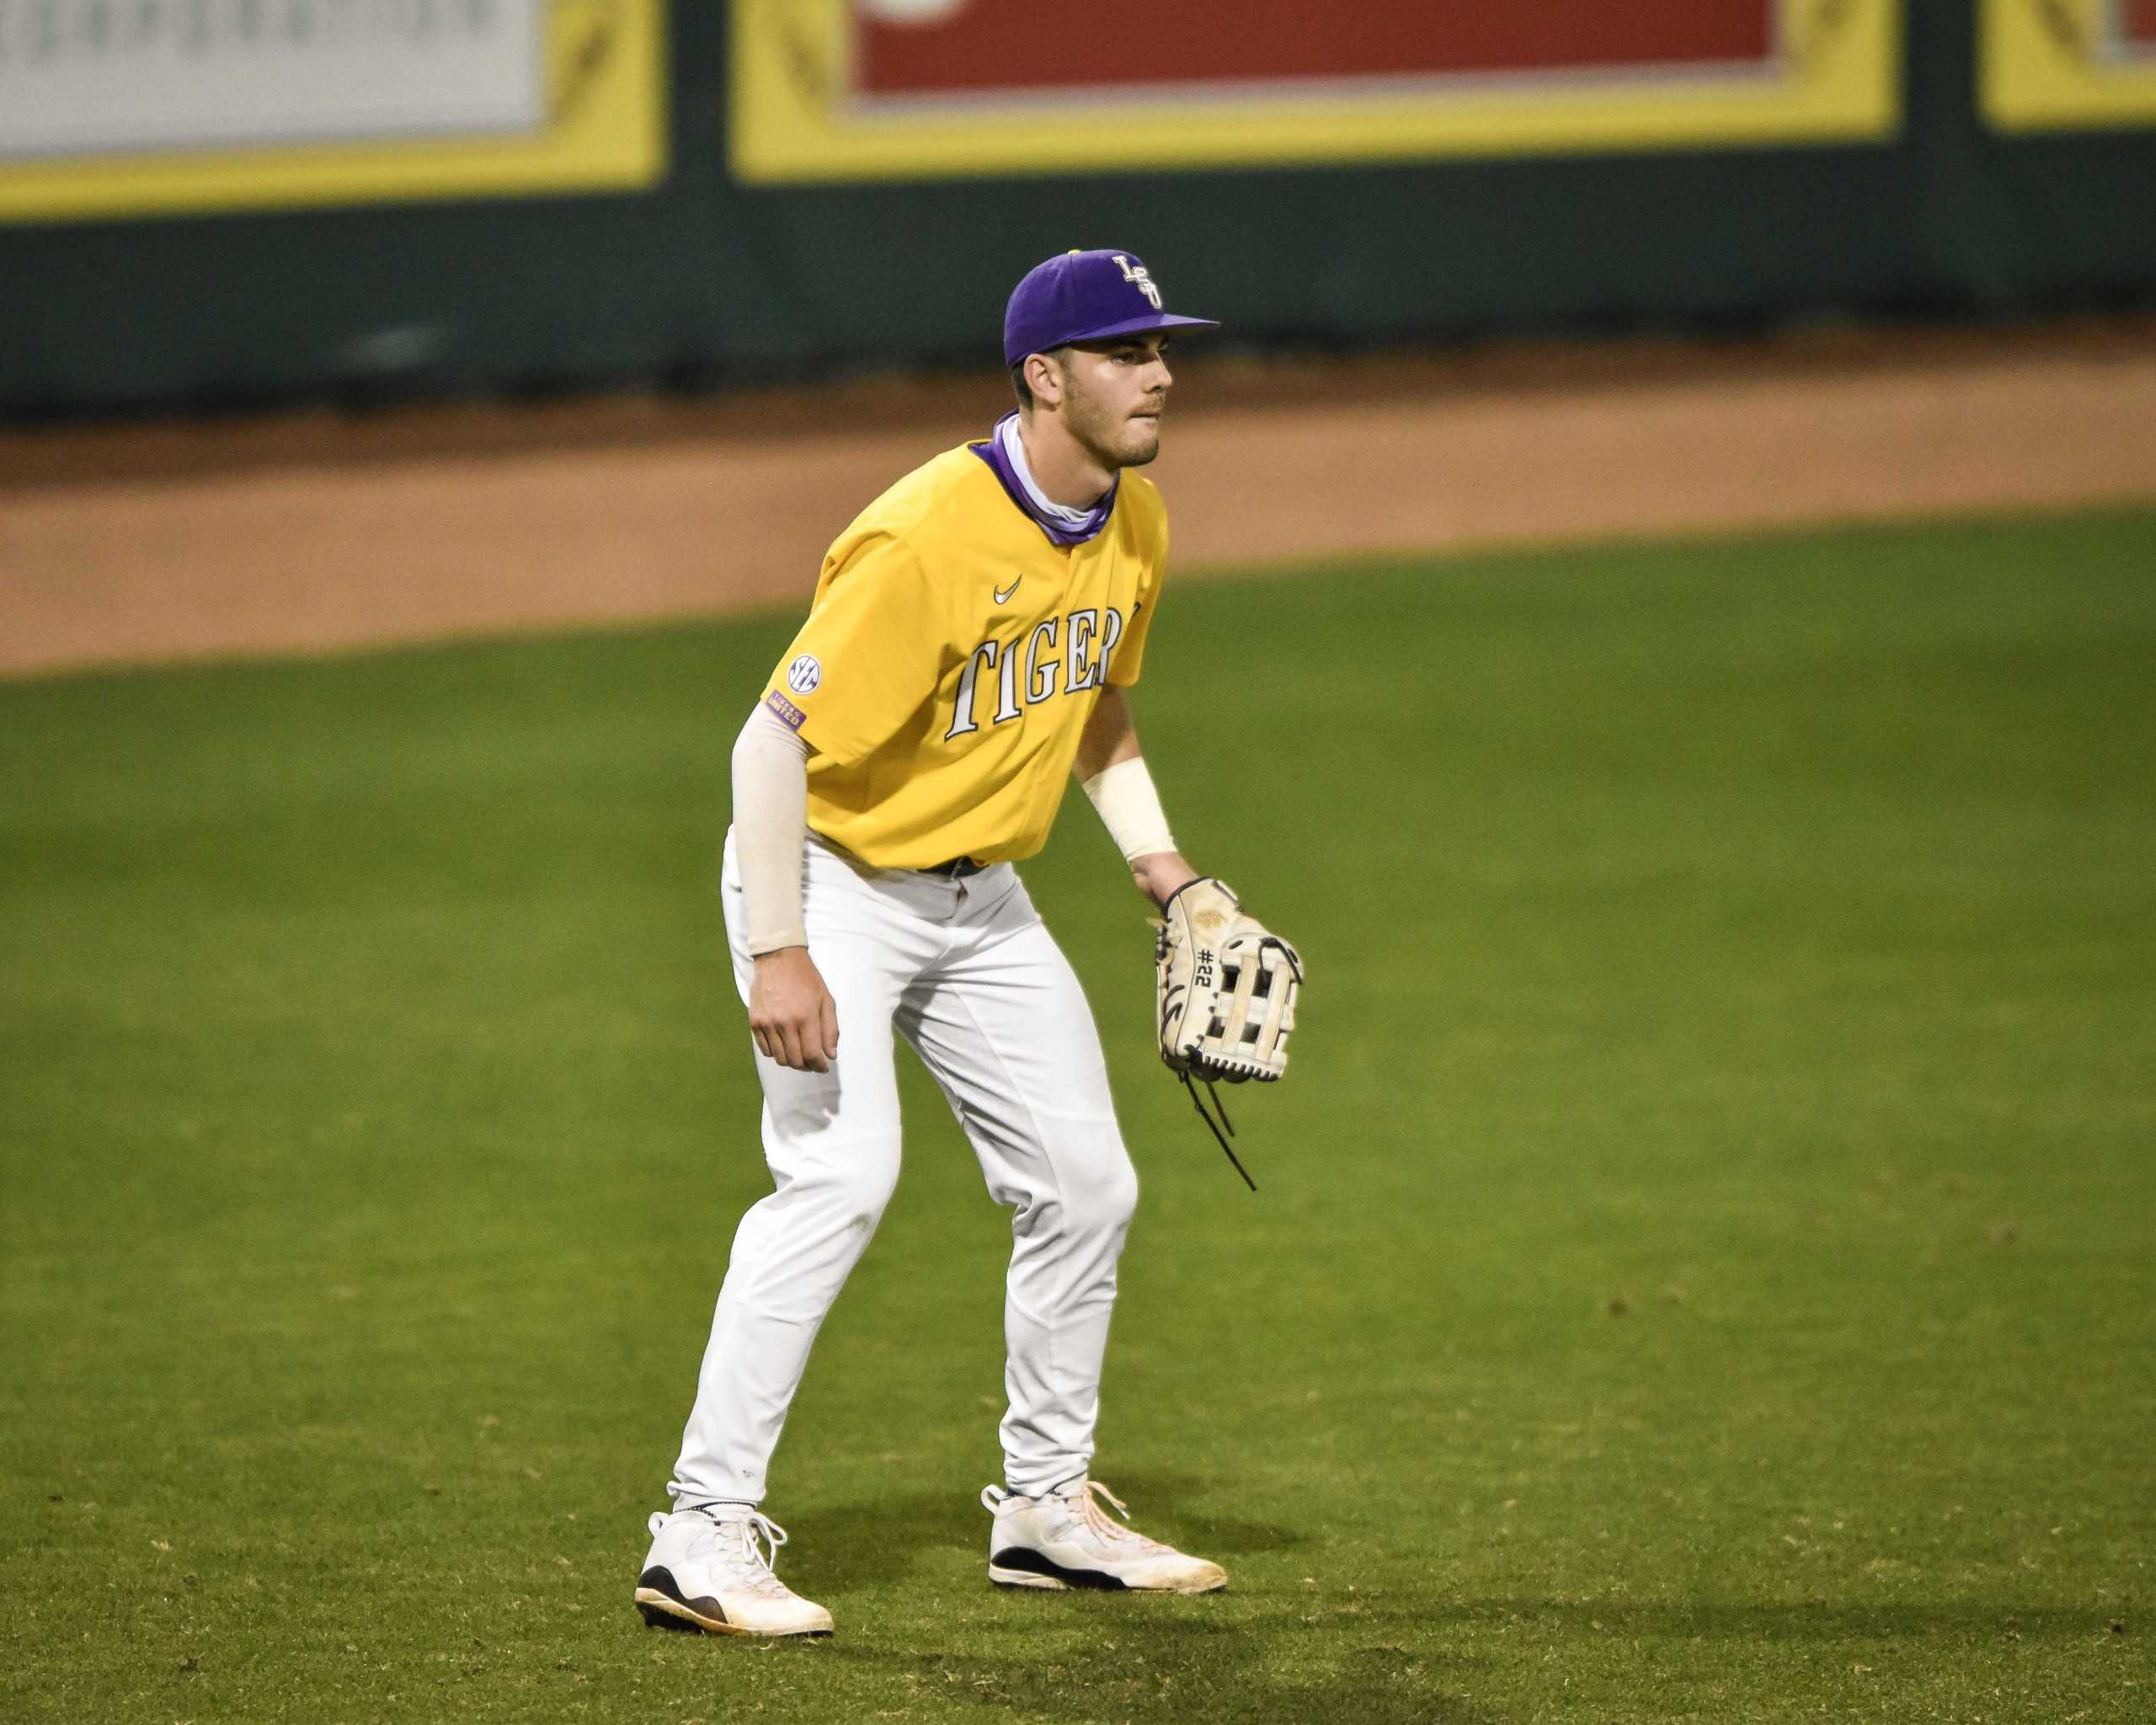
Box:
xmin=1055 ymin=336 xmax=1175 ymax=470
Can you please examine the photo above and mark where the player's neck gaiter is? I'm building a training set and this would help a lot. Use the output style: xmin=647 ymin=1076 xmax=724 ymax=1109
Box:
xmin=973 ymin=412 xmax=1118 ymax=547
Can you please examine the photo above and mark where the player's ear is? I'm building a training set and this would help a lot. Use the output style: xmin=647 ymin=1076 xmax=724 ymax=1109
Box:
xmin=1023 ymin=350 xmax=1065 ymax=413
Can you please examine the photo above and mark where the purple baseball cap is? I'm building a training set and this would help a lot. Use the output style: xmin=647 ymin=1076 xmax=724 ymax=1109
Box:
xmin=1003 ymin=249 xmax=1219 ymax=369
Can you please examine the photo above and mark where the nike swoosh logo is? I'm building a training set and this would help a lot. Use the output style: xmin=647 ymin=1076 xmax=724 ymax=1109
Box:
xmin=994 ymin=578 xmax=1021 ymax=605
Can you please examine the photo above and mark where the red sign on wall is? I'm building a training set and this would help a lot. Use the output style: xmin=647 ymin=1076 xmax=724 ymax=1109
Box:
xmin=861 ymin=3 xmax=1780 ymax=99
xmin=734 ymin=0 xmax=1902 ymax=182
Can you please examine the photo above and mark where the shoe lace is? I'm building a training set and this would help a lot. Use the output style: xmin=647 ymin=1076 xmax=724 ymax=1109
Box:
xmin=1072 ymin=1480 xmax=1166 ymax=1552
xmin=698 ymin=1507 xmax=796 ymax=1599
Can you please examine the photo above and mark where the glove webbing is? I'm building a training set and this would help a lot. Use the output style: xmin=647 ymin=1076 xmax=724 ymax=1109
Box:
xmin=1179 ymin=1071 xmax=1256 ymax=1193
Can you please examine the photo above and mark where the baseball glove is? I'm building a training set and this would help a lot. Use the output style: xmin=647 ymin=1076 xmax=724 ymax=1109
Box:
xmin=1153 ymin=879 xmax=1302 ymax=1189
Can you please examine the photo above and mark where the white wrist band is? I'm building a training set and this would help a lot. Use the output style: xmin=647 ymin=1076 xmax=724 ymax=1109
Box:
xmin=1081 ymin=756 xmax=1177 ymax=862
xmin=732 ymin=702 xmax=812 ymax=954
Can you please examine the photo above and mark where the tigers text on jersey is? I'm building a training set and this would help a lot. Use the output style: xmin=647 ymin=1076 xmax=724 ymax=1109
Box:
xmin=760 ymin=441 xmax=1167 ymax=870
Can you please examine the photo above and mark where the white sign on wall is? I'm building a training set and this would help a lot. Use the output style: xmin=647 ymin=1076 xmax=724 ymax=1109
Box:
xmin=0 ymin=1 xmax=547 ymax=160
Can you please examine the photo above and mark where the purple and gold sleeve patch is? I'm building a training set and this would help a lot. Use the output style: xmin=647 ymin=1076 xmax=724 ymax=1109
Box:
xmin=762 ymin=689 xmax=808 ymax=732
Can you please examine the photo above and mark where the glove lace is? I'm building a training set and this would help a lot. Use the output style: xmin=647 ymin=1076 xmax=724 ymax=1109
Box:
xmin=1179 ymin=1071 xmax=1256 ymax=1191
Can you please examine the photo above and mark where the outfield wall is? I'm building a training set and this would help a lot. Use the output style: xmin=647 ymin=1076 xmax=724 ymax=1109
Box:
xmin=3 ymin=3 xmax=2154 ymax=415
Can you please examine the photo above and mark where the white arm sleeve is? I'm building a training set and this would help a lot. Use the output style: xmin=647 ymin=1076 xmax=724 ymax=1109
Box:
xmin=731 ymin=703 xmax=813 ymax=956
xmin=1080 ymin=754 xmax=1177 ymax=862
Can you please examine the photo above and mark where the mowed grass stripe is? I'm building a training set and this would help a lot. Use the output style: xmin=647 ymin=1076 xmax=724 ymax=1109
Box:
xmin=3 ymin=507 xmax=2152 ymax=1722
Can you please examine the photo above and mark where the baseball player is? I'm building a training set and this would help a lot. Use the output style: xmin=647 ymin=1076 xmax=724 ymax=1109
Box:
xmin=635 ymin=249 xmax=1298 ymax=1639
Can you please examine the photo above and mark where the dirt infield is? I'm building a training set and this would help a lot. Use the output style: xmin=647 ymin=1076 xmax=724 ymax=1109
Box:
xmin=5 ymin=319 xmax=2155 ymax=679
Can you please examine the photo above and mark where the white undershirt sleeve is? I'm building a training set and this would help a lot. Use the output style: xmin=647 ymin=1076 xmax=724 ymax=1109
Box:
xmin=1080 ymin=754 xmax=1177 ymax=862
xmin=731 ymin=703 xmax=813 ymax=955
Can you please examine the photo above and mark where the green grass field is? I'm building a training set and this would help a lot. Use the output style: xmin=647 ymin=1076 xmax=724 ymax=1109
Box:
xmin=4 ymin=509 xmax=2153 ymax=1723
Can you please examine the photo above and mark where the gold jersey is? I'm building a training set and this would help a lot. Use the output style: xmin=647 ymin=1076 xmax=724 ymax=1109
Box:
xmin=759 ymin=441 xmax=1167 ymax=869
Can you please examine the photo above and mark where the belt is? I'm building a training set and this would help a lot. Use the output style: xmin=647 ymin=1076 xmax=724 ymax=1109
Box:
xmin=921 ymin=857 xmax=987 ymax=879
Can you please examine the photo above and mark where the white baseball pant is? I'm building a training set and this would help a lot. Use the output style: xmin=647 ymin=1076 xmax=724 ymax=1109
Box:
xmin=668 ymin=830 xmax=1139 ymax=1507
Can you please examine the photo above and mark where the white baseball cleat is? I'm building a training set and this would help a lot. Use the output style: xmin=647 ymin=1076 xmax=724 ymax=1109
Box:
xmin=981 ymin=1479 xmax=1227 ymax=1593
xmin=633 ymin=1505 xmax=834 ymax=1637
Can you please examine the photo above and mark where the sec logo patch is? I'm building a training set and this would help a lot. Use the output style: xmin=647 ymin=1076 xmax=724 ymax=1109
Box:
xmin=786 ymin=654 xmax=822 ymax=695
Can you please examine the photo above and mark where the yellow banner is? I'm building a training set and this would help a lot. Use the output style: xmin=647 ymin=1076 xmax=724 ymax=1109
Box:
xmin=731 ymin=0 xmax=1902 ymax=184
xmin=0 ymin=3 xmax=666 ymax=225
xmin=1983 ymin=0 xmax=2156 ymax=129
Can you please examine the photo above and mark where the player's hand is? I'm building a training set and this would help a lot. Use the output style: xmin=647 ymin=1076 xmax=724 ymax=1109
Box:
xmin=749 ymin=947 xmax=840 ymax=1073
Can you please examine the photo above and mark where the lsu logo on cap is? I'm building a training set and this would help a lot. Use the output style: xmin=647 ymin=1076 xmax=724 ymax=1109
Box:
xmin=787 ymin=654 xmax=823 ymax=695
xmin=1113 ymin=254 xmax=1162 ymax=310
